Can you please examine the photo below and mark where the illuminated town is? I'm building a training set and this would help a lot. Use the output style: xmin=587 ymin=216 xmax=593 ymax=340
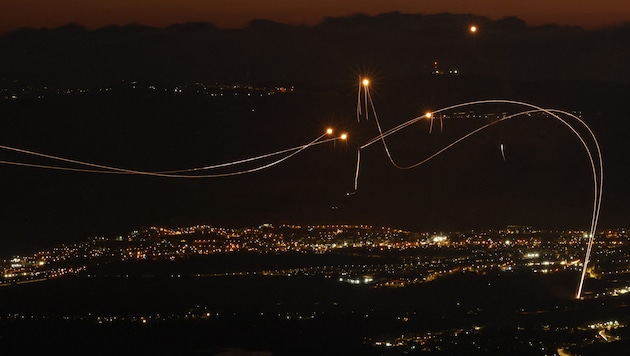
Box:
xmin=5 ymin=224 xmax=629 ymax=286
xmin=0 ymin=80 xmax=293 ymax=101
xmin=2 ymin=224 xmax=629 ymax=354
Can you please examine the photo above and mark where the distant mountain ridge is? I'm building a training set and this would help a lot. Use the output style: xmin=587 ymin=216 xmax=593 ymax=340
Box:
xmin=1 ymin=12 xmax=628 ymax=85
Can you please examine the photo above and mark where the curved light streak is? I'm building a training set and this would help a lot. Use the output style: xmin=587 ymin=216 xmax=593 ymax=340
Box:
xmin=0 ymin=133 xmax=342 ymax=178
xmin=357 ymin=97 xmax=602 ymax=299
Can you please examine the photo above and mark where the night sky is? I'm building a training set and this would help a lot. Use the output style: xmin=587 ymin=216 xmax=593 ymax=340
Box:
xmin=1 ymin=6 xmax=629 ymax=254
xmin=2 ymin=0 xmax=630 ymax=33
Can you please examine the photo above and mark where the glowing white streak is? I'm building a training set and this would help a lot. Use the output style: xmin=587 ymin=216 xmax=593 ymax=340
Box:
xmin=366 ymin=109 xmax=536 ymax=170
xmin=364 ymin=85 xmax=369 ymax=121
xmin=500 ymin=144 xmax=506 ymax=161
xmin=366 ymin=85 xmax=403 ymax=171
xmin=354 ymin=149 xmax=361 ymax=191
xmin=360 ymin=117 xmax=423 ymax=149
xmin=562 ymin=109 xmax=603 ymax=300
xmin=159 ymin=137 xmax=339 ymax=173
xmin=0 ymin=160 xmax=121 ymax=174
xmin=0 ymin=133 xmax=335 ymax=178
xmin=357 ymin=99 xmax=602 ymax=299
xmin=366 ymin=105 xmax=601 ymax=224
xmin=357 ymin=77 xmax=362 ymax=122
xmin=440 ymin=115 xmax=444 ymax=133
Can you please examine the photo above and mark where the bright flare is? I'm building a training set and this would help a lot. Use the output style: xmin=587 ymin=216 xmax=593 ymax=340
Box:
xmin=340 ymin=133 xmax=348 ymax=140
xmin=326 ymin=128 xmax=333 ymax=135
xmin=470 ymin=25 xmax=477 ymax=33
xmin=362 ymin=78 xmax=370 ymax=87
xmin=425 ymin=112 xmax=433 ymax=119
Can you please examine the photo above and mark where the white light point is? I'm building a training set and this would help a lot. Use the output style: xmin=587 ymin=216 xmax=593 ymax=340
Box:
xmin=362 ymin=79 xmax=370 ymax=87
xmin=326 ymin=128 xmax=333 ymax=135
xmin=340 ymin=133 xmax=348 ymax=140
xmin=425 ymin=112 xmax=433 ymax=119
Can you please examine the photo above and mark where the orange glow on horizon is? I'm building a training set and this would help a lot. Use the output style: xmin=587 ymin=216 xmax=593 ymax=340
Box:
xmin=1 ymin=1 xmax=627 ymax=34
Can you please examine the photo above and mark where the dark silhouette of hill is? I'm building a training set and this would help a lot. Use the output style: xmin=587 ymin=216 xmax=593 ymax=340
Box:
xmin=1 ymin=12 xmax=629 ymax=86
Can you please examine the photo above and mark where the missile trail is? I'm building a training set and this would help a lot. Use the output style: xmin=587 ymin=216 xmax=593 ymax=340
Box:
xmin=0 ymin=133 xmax=344 ymax=178
xmin=354 ymin=149 xmax=361 ymax=191
xmin=356 ymin=76 xmax=363 ymax=122
xmin=354 ymin=94 xmax=602 ymax=299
